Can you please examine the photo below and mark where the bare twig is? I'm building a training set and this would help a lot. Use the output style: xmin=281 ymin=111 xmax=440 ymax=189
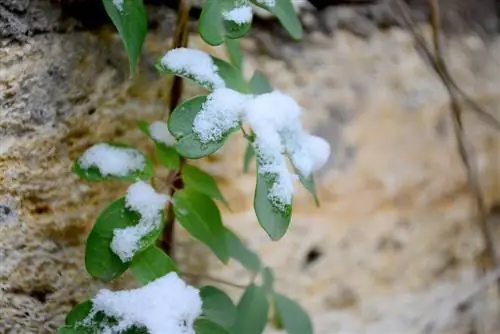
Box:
xmin=395 ymin=0 xmax=499 ymax=284
xmin=159 ymin=0 xmax=190 ymax=258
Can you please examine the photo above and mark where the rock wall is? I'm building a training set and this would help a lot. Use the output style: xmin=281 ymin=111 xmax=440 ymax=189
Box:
xmin=2 ymin=1 xmax=500 ymax=334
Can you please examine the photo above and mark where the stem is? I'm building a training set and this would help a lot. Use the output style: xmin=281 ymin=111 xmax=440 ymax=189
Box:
xmin=180 ymin=272 xmax=247 ymax=289
xmin=159 ymin=0 xmax=190 ymax=258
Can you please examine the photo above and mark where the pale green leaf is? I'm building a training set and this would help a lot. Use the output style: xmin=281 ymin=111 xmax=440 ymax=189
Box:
xmin=200 ymin=286 xmax=237 ymax=329
xmin=230 ymin=284 xmax=269 ymax=334
xmin=182 ymin=164 xmax=229 ymax=208
xmin=273 ymin=293 xmax=313 ymax=334
xmin=130 ymin=246 xmax=177 ymax=284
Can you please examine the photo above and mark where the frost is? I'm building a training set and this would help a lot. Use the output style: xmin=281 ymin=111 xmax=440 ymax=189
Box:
xmin=193 ymin=88 xmax=250 ymax=143
xmin=110 ymin=181 xmax=169 ymax=262
xmin=149 ymin=121 xmax=176 ymax=146
xmin=79 ymin=143 xmax=145 ymax=177
xmin=223 ymin=5 xmax=253 ymax=25
xmin=86 ymin=272 xmax=202 ymax=334
xmin=255 ymin=0 xmax=276 ymax=8
xmin=160 ymin=48 xmax=225 ymax=89
xmin=112 ymin=0 xmax=124 ymax=12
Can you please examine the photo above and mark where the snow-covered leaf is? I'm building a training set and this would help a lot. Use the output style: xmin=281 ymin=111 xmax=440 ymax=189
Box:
xmin=137 ymin=120 xmax=180 ymax=170
xmin=296 ymin=168 xmax=319 ymax=207
xmin=195 ymin=318 xmax=230 ymax=334
xmin=230 ymin=284 xmax=269 ymax=334
xmin=200 ymin=286 xmax=237 ymax=329
xmin=182 ymin=164 xmax=230 ymax=208
xmin=102 ymin=0 xmax=147 ymax=75
xmin=250 ymin=0 xmax=302 ymax=40
xmin=249 ymin=71 xmax=272 ymax=94
xmin=254 ymin=166 xmax=292 ymax=241
xmin=131 ymin=246 xmax=177 ymax=285
xmin=73 ymin=142 xmax=153 ymax=182
xmin=173 ymin=189 xmax=229 ymax=263
xmin=273 ymin=293 xmax=313 ymax=334
xmin=168 ymin=96 xmax=236 ymax=159
xmin=199 ymin=0 xmax=252 ymax=46
xmin=85 ymin=197 xmax=163 ymax=281
xmin=225 ymin=228 xmax=261 ymax=272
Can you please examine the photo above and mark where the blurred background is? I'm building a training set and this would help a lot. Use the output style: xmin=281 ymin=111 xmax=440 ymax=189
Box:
xmin=2 ymin=0 xmax=500 ymax=333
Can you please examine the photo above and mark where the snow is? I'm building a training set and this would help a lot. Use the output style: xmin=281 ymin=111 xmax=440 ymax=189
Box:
xmin=78 ymin=143 xmax=145 ymax=177
xmin=149 ymin=121 xmax=176 ymax=146
xmin=110 ymin=181 xmax=169 ymax=262
xmin=160 ymin=48 xmax=226 ymax=89
xmin=112 ymin=0 xmax=124 ymax=12
xmin=255 ymin=0 xmax=276 ymax=8
xmin=85 ymin=272 xmax=202 ymax=334
xmin=193 ymin=88 xmax=250 ymax=143
xmin=223 ymin=5 xmax=253 ymax=25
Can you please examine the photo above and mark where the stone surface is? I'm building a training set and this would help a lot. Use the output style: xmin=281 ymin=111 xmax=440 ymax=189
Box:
xmin=2 ymin=1 xmax=500 ymax=334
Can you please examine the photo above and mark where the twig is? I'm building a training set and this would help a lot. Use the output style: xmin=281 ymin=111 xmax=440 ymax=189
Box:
xmin=159 ymin=0 xmax=190 ymax=258
xmin=395 ymin=0 xmax=499 ymax=285
xmin=180 ymin=272 xmax=247 ymax=289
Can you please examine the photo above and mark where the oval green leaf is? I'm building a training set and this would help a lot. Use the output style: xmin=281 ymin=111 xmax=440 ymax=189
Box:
xmin=254 ymin=166 xmax=292 ymax=241
xmin=296 ymin=169 xmax=319 ymax=207
xmin=200 ymin=286 xmax=237 ymax=329
xmin=136 ymin=120 xmax=181 ymax=170
xmin=212 ymin=58 xmax=248 ymax=93
xmin=168 ymin=96 xmax=236 ymax=159
xmin=273 ymin=293 xmax=313 ymax=334
xmin=85 ymin=197 xmax=164 ymax=282
xmin=72 ymin=143 xmax=153 ymax=182
xmin=182 ymin=164 xmax=229 ymax=208
xmin=249 ymin=71 xmax=273 ymax=95
xmin=65 ymin=300 xmax=93 ymax=326
xmin=173 ymin=189 xmax=229 ymax=263
xmin=102 ymin=0 xmax=148 ymax=75
xmin=195 ymin=318 xmax=230 ymax=334
xmin=230 ymin=284 xmax=269 ymax=334
xmin=225 ymin=38 xmax=243 ymax=70
xmin=225 ymin=228 xmax=261 ymax=272
xmin=250 ymin=0 xmax=302 ymax=40
xmin=130 ymin=246 xmax=177 ymax=285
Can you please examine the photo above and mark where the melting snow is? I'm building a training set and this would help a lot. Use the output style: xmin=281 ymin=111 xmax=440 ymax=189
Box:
xmin=149 ymin=121 xmax=176 ymax=146
xmin=223 ymin=5 xmax=253 ymax=24
xmin=79 ymin=143 xmax=145 ymax=177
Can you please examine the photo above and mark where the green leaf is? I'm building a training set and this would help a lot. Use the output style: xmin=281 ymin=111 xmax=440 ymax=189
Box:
xmin=296 ymin=169 xmax=319 ymax=207
xmin=212 ymin=57 xmax=248 ymax=93
xmin=85 ymin=197 xmax=164 ymax=281
xmin=261 ymin=267 xmax=274 ymax=295
xmin=73 ymin=143 xmax=154 ymax=182
xmin=225 ymin=228 xmax=261 ymax=272
xmin=58 ymin=326 xmax=84 ymax=334
xmin=273 ymin=293 xmax=313 ymax=334
xmin=253 ymin=165 xmax=292 ymax=241
xmin=102 ymin=0 xmax=147 ymax=75
xmin=225 ymin=38 xmax=243 ymax=70
xmin=231 ymin=284 xmax=269 ymax=334
xmin=136 ymin=120 xmax=180 ymax=170
xmin=195 ymin=318 xmax=230 ymax=334
xmin=199 ymin=0 xmax=252 ymax=46
xmin=168 ymin=96 xmax=237 ymax=159
xmin=182 ymin=164 xmax=229 ymax=208
xmin=243 ymin=143 xmax=255 ymax=174
xmin=250 ymin=0 xmax=302 ymax=40
xmin=173 ymin=189 xmax=229 ymax=263
xmin=130 ymin=246 xmax=177 ymax=284
xmin=249 ymin=71 xmax=273 ymax=94
xmin=200 ymin=286 xmax=237 ymax=329
xmin=65 ymin=300 xmax=93 ymax=326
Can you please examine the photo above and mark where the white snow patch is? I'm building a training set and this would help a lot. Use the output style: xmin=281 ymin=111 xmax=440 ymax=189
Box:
xmin=223 ymin=5 xmax=253 ymax=24
xmin=112 ymin=0 xmax=124 ymax=12
xmin=86 ymin=272 xmax=202 ymax=334
xmin=149 ymin=121 xmax=176 ymax=146
xmin=110 ymin=181 xmax=169 ymax=262
xmin=193 ymin=88 xmax=250 ymax=143
xmin=79 ymin=143 xmax=145 ymax=177
xmin=255 ymin=0 xmax=276 ymax=8
xmin=160 ymin=48 xmax=225 ymax=89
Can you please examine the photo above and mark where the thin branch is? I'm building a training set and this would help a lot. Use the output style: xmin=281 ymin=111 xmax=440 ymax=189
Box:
xmin=395 ymin=0 xmax=499 ymax=283
xmin=180 ymin=272 xmax=247 ymax=289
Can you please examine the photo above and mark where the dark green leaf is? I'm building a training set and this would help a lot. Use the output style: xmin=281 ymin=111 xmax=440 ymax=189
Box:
xmin=250 ymin=0 xmax=302 ymax=40
xmin=231 ymin=284 xmax=269 ymax=334
xmin=58 ymin=326 xmax=84 ymax=334
xmin=261 ymin=267 xmax=274 ymax=295
xmin=85 ymin=197 xmax=164 ymax=281
xmin=195 ymin=318 xmax=230 ymax=334
xmin=155 ymin=144 xmax=181 ymax=170
xmin=249 ymin=71 xmax=273 ymax=94
xmin=254 ymin=165 xmax=292 ymax=241
xmin=73 ymin=143 xmax=153 ymax=182
xmin=225 ymin=38 xmax=243 ymax=70
xmin=137 ymin=120 xmax=150 ymax=135
xmin=168 ymin=96 xmax=237 ymax=159
xmin=200 ymin=286 xmax=237 ymax=329
xmin=131 ymin=246 xmax=177 ymax=284
xmin=65 ymin=300 xmax=93 ymax=326
xmin=225 ymin=228 xmax=261 ymax=272
xmin=102 ymin=0 xmax=147 ymax=75
xmin=199 ymin=0 xmax=252 ymax=46
xmin=182 ymin=164 xmax=229 ymax=208
xmin=273 ymin=293 xmax=313 ymax=334
xmin=173 ymin=189 xmax=229 ymax=263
